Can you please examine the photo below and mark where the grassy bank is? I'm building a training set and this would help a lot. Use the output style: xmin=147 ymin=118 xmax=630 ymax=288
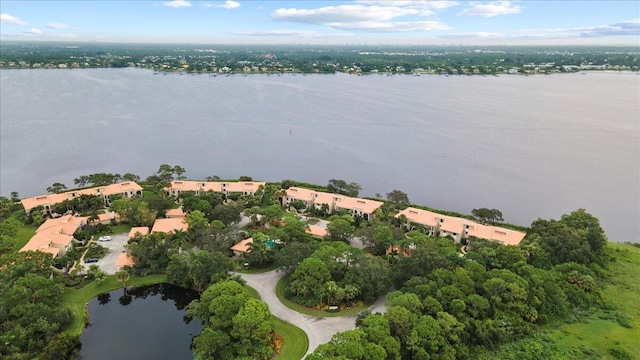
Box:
xmin=62 ymin=274 xmax=168 ymax=336
xmin=276 ymin=274 xmax=370 ymax=317
xmin=246 ymin=283 xmax=309 ymax=360
xmin=546 ymin=242 xmax=640 ymax=359
xmin=11 ymin=224 xmax=37 ymax=252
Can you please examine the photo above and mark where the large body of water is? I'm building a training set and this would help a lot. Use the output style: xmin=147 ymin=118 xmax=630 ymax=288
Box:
xmin=79 ymin=284 xmax=201 ymax=359
xmin=1 ymin=69 xmax=638 ymax=242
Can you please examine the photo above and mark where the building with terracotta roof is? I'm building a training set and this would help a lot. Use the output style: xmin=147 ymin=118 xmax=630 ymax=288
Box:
xmin=306 ymin=225 xmax=328 ymax=238
xmin=165 ymin=180 xmax=265 ymax=198
xmin=21 ymin=181 xmax=143 ymax=214
xmin=231 ymin=238 xmax=253 ymax=256
xmin=166 ymin=208 xmax=186 ymax=218
xmin=128 ymin=226 xmax=149 ymax=240
xmin=396 ymin=207 xmax=526 ymax=246
xmin=284 ymin=187 xmax=383 ymax=221
xmin=151 ymin=218 xmax=189 ymax=234
xmin=115 ymin=253 xmax=135 ymax=270
xmin=20 ymin=215 xmax=87 ymax=257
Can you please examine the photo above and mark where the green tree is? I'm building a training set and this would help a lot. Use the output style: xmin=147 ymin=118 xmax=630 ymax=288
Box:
xmin=288 ymin=257 xmax=331 ymax=306
xmin=46 ymin=182 xmax=67 ymax=194
xmin=386 ymin=189 xmax=410 ymax=205
xmin=115 ymin=269 xmax=130 ymax=290
xmin=472 ymin=208 xmax=504 ymax=225
xmin=325 ymin=218 xmax=356 ymax=243
xmin=231 ymin=298 xmax=275 ymax=360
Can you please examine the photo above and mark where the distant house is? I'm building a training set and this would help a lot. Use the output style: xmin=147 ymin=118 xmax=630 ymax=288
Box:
xmin=20 ymin=215 xmax=88 ymax=257
xmin=284 ymin=187 xmax=383 ymax=221
xmin=306 ymin=225 xmax=328 ymax=238
xmin=128 ymin=226 xmax=149 ymax=240
xmin=166 ymin=208 xmax=186 ymax=218
xmin=231 ymin=238 xmax=253 ymax=256
xmin=151 ymin=218 xmax=188 ymax=234
xmin=96 ymin=211 xmax=120 ymax=225
xmin=396 ymin=207 xmax=526 ymax=246
xmin=21 ymin=181 xmax=143 ymax=214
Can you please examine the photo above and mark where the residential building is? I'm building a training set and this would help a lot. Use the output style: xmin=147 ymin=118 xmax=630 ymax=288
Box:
xmin=151 ymin=218 xmax=188 ymax=234
xmin=306 ymin=225 xmax=328 ymax=238
xmin=231 ymin=238 xmax=253 ymax=256
xmin=20 ymin=215 xmax=88 ymax=257
xmin=114 ymin=253 xmax=135 ymax=271
xmin=21 ymin=181 xmax=143 ymax=214
xmin=165 ymin=180 xmax=265 ymax=198
xmin=396 ymin=207 xmax=526 ymax=246
xmin=128 ymin=226 xmax=149 ymax=240
xmin=284 ymin=187 xmax=383 ymax=221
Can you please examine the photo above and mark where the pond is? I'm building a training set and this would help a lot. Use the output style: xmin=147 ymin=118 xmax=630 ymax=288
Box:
xmin=80 ymin=284 xmax=202 ymax=360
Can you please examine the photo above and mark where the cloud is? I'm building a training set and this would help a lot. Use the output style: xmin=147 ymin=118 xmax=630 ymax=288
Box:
xmin=357 ymin=1 xmax=459 ymax=11
xmin=1 ymin=13 xmax=28 ymax=26
xmin=458 ymin=1 xmax=522 ymax=17
xmin=331 ymin=20 xmax=452 ymax=32
xmin=231 ymin=29 xmax=318 ymax=37
xmin=579 ymin=19 xmax=640 ymax=37
xmin=162 ymin=0 xmax=191 ymax=8
xmin=46 ymin=22 xmax=69 ymax=29
xmin=216 ymin=0 xmax=240 ymax=9
xmin=231 ymin=29 xmax=355 ymax=38
xmin=442 ymin=19 xmax=640 ymax=43
xmin=272 ymin=5 xmax=420 ymax=24
xmin=23 ymin=28 xmax=43 ymax=34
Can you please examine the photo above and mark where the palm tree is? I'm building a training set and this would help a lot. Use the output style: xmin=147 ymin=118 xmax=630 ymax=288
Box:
xmin=115 ymin=269 xmax=130 ymax=294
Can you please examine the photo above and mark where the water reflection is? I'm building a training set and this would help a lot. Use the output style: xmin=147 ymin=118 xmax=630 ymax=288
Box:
xmin=81 ymin=284 xmax=202 ymax=360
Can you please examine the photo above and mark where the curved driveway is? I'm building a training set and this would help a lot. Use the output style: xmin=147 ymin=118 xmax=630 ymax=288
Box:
xmin=239 ymin=270 xmax=386 ymax=357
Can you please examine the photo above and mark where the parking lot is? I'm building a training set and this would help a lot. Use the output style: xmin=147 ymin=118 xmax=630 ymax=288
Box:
xmin=84 ymin=233 xmax=129 ymax=274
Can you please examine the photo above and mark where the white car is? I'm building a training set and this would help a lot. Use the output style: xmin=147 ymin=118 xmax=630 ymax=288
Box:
xmin=98 ymin=236 xmax=112 ymax=241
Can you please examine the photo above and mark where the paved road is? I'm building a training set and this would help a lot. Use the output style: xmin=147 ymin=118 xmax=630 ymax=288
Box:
xmin=239 ymin=270 xmax=386 ymax=357
xmin=82 ymin=233 xmax=129 ymax=274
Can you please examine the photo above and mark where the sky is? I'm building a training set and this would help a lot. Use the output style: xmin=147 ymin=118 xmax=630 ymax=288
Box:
xmin=1 ymin=1 xmax=639 ymax=45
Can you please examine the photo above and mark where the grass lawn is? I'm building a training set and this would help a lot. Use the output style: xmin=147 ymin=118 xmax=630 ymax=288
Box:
xmin=245 ymin=284 xmax=308 ymax=360
xmin=11 ymin=224 xmax=37 ymax=252
xmin=276 ymin=274 xmax=371 ymax=317
xmin=101 ymin=223 xmax=133 ymax=235
xmin=273 ymin=317 xmax=308 ymax=360
xmin=62 ymin=274 xmax=167 ymax=336
xmin=546 ymin=242 xmax=640 ymax=359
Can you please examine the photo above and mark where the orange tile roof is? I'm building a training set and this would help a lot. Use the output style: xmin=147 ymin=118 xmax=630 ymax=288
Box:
xmin=306 ymin=225 xmax=328 ymax=238
xmin=439 ymin=216 xmax=465 ymax=234
xmin=165 ymin=180 xmax=202 ymax=193
xmin=114 ymin=253 xmax=135 ymax=267
xmin=395 ymin=207 xmax=440 ymax=227
xmin=231 ymin=238 xmax=253 ymax=253
xmin=467 ymin=224 xmax=526 ymax=246
xmin=286 ymin=187 xmax=316 ymax=202
xmin=128 ymin=226 xmax=149 ymax=239
xmin=21 ymin=182 xmax=143 ymax=212
xmin=166 ymin=208 xmax=186 ymax=218
xmin=151 ymin=218 xmax=189 ymax=234
xmin=36 ymin=215 xmax=86 ymax=235
xmin=102 ymin=182 xmax=143 ymax=196
xmin=334 ymin=196 xmax=383 ymax=215
xmin=224 ymin=181 xmax=265 ymax=193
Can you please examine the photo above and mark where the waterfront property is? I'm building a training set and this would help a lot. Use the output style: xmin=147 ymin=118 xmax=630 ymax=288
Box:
xmin=396 ymin=207 xmax=526 ymax=245
xmin=114 ymin=253 xmax=135 ymax=271
xmin=20 ymin=181 xmax=143 ymax=214
xmin=284 ymin=187 xmax=383 ymax=221
xmin=19 ymin=214 xmax=87 ymax=257
xmin=164 ymin=180 xmax=265 ymax=198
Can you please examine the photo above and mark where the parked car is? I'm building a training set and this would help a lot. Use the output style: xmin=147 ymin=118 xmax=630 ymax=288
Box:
xmin=84 ymin=258 xmax=99 ymax=263
xmin=98 ymin=236 xmax=112 ymax=241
